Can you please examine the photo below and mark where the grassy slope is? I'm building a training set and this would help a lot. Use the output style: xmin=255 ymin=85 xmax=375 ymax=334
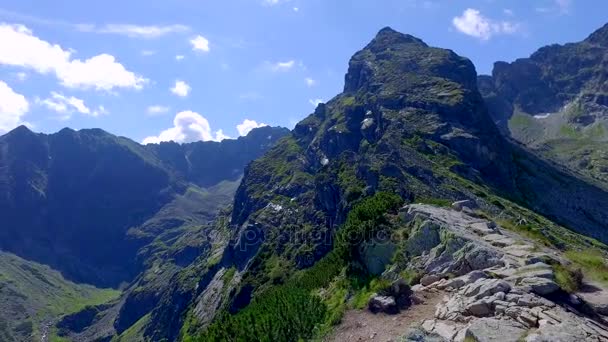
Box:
xmin=0 ymin=251 xmax=120 ymax=341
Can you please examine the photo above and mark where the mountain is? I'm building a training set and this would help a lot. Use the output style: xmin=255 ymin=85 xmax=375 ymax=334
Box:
xmin=0 ymin=125 xmax=288 ymax=341
xmin=112 ymin=27 xmax=608 ymax=341
xmin=6 ymin=26 xmax=608 ymax=342
xmin=479 ymin=23 xmax=608 ymax=186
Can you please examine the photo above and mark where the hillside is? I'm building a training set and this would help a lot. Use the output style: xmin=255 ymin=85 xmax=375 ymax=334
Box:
xmin=0 ymin=125 xmax=288 ymax=341
xmin=0 ymin=251 xmax=120 ymax=342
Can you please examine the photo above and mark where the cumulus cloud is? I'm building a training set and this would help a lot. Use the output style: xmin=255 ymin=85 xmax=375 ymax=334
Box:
xmin=452 ymin=8 xmax=520 ymax=40
xmin=142 ymin=110 xmax=228 ymax=144
xmin=175 ymin=55 xmax=185 ymax=61
xmin=171 ymin=80 xmax=191 ymax=97
xmin=38 ymin=91 xmax=107 ymax=120
xmin=236 ymin=119 xmax=267 ymax=136
xmin=147 ymin=105 xmax=170 ymax=115
xmin=309 ymin=98 xmax=324 ymax=107
xmin=305 ymin=77 xmax=317 ymax=87
xmin=0 ymin=24 xmax=146 ymax=90
xmin=190 ymin=35 xmax=210 ymax=52
xmin=0 ymin=81 xmax=29 ymax=132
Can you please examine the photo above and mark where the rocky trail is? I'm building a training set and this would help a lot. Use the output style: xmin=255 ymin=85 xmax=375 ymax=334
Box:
xmin=330 ymin=203 xmax=608 ymax=341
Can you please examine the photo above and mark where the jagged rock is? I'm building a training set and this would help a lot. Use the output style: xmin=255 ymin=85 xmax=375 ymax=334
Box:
xmin=516 ymin=293 xmax=555 ymax=308
xmin=368 ymin=295 xmax=397 ymax=314
xmin=405 ymin=220 xmax=442 ymax=257
xmin=465 ymin=318 xmax=527 ymax=342
xmin=452 ymin=200 xmax=477 ymax=212
xmin=437 ymin=270 xmax=488 ymax=290
xmin=421 ymin=274 xmax=442 ymax=286
xmin=519 ymin=277 xmax=560 ymax=296
xmin=469 ymin=279 xmax=511 ymax=300
xmin=466 ymin=299 xmax=493 ymax=317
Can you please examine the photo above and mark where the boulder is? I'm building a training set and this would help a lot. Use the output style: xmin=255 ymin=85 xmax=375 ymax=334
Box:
xmin=466 ymin=299 xmax=493 ymax=317
xmin=368 ymin=295 xmax=398 ymax=314
xmin=473 ymin=279 xmax=511 ymax=300
xmin=519 ymin=277 xmax=560 ymax=296
xmin=465 ymin=318 xmax=527 ymax=342
xmin=421 ymin=274 xmax=442 ymax=286
xmin=452 ymin=200 xmax=477 ymax=211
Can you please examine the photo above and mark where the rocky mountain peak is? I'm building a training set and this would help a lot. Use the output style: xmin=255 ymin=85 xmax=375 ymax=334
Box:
xmin=344 ymin=27 xmax=478 ymax=100
xmin=585 ymin=22 xmax=608 ymax=46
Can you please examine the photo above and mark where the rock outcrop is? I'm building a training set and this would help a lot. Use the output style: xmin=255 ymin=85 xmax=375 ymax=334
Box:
xmin=398 ymin=204 xmax=608 ymax=342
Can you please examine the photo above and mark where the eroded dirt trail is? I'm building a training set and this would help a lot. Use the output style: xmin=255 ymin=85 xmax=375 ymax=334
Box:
xmin=326 ymin=290 xmax=444 ymax=342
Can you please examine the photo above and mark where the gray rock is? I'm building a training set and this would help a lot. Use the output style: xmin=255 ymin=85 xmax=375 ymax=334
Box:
xmin=577 ymin=284 xmax=608 ymax=315
xmin=402 ymin=327 xmax=447 ymax=342
xmin=421 ymin=274 xmax=442 ymax=286
xmin=452 ymin=200 xmax=477 ymax=211
xmin=519 ymin=277 xmax=560 ymax=296
xmin=529 ymin=322 xmax=591 ymax=342
xmin=465 ymin=318 xmax=527 ymax=342
xmin=466 ymin=299 xmax=493 ymax=317
xmin=474 ymin=279 xmax=511 ymax=299
xmin=368 ymin=295 xmax=397 ymax=314
xmin=439 ymin=270 xmax=487 ymax=290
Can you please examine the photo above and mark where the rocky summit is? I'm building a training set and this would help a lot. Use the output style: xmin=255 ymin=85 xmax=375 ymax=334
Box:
xmin=2 ymin=24 xmax=608 ymax=342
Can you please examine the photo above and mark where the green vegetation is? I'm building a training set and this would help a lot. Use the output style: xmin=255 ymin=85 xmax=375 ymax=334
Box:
xmin=0 ymin=252 xmax=121 ymax=341
xmin=496 ymin=218 xmax=553 ymax=247
xmin=335 ymin=192 xmax=403 ymax=264
xmin=565 ymin=249 xmax=608 ymax=285
xmin=553 ymin=264 xmax=583 ymax=293
xmin=197 ymin=193 xmax=403 ymax=341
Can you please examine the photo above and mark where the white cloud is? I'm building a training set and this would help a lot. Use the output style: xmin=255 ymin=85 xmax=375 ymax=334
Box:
xmin=14 ymin=72 xmax=27 ymax=81
xmin=267 ymin=60 xmax=295 ymax=72
xmin=92 ymin=24 xmax=189 ymax=39
xmin=142 ymin=110 xmax=228 ymax=144
xmin=170 ymin=80 xmax=191 ymax=97
xmin=293 ymin=7 xmax=299 ymax=12
xmin=175 ymin=55 xmax=185 ymax=61
xmin=305 ymin=77 xmax=317 ymax=87
xmin=309 ymin=98 xmax=324 ymax=107
xmin=190 ymin=35 xmax=210 ymax=52
xmin=147 ymin=105 xmax=170 ymax=116
xmin=0 ymin=23 xmax=146 ymax=91
xmin=38 ymin=91 xmax=106 ymax=120
xmin=141 ymin=50 xmax=156 ymax=56
xmin=0 ymin=81 xmax=29 ymax=132
xmin=452 ymin=8 xmax=520 ymax=40
xmin=237 ymin=119 xmax=267 ymax=136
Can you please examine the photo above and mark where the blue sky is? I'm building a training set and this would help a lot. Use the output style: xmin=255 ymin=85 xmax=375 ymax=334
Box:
xmin=0 ymin=0 xmax=606 ymax=143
